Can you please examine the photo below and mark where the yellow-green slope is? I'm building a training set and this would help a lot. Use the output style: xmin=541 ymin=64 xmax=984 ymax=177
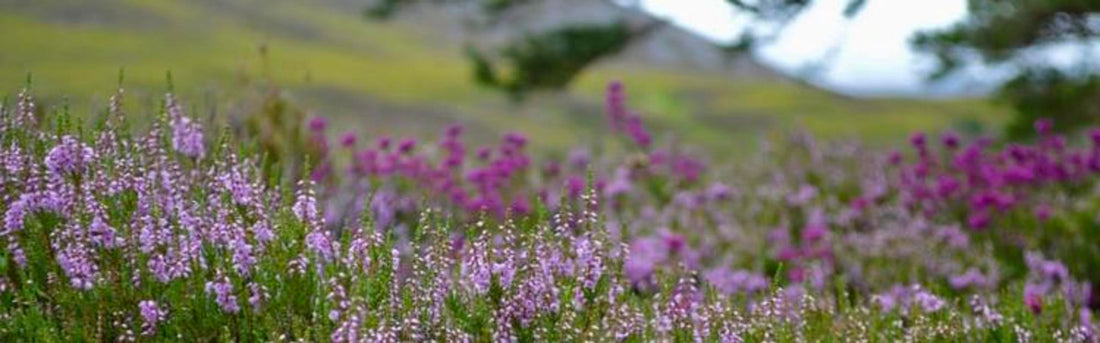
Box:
xmin=0 ymin=0 xmax=1008 ymax=157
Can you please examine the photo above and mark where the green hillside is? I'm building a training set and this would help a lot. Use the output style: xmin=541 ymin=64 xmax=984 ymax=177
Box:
xmin=1 ymin=0 xmax=1008 ymax=157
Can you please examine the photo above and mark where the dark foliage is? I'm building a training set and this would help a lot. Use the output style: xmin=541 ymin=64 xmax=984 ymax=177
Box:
xmin=469 ymin=22 xmax=637 ymax=99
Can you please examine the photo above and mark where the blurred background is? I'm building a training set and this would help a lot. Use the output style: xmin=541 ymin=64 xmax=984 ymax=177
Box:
xmin=4 ymin=0 xmax=1096 ymax=157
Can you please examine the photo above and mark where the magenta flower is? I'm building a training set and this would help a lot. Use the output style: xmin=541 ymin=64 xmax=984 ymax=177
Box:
xmin=308 ymin=116 xmax=328 ymax=132
xmin=605 ymin=81 xmax=627 ymax=132
xmin=445 ymin=124 xmax=464 ymax=138
xmin=503 ymin=132 xmax=527 ymax=148
xmin=604 ymin=81 xmax=652 ymax=148
xmin=941 ymin=132 xmax=960 ymax=149
xmin=339 ymin=132 xmax=357 ymax=148
xmin=1025 ymin=283 xmax=1043 ymax=314
xmin=909 ymin=132 xmax=926 ymax=149
xmin=936 ymin=175 xmax=960 ymax=198
xmin=801 ymin=207 xmax=828 ymax=242
xmin=1035 ymin=204 xmax=1053 ymax=222
xmin=1089 ymin=128 xmax=1100 ymax=146
xmin=888 ymin=151 xmax=903 ymax=165
xmin=398 ymin=138 xmax=416 ymax=153
xmin=1035 ymin=118 xmax=1054 ymax=135
xmin=966 ymin=210 xmax=990 ymax=230
xmin=660 ymin=231 xmax=686 ymax=253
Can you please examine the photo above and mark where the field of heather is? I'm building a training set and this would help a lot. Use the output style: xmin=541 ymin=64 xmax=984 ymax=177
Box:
xmin=8 ymin=1 xmax=1100 ymax=341
xmin=0 ymin=81 xmax=1097 ymax=342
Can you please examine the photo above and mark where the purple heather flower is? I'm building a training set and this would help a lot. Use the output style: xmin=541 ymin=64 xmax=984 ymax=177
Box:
xmin=704 ymin=268 xmax=767 ymax=296
xmin=510 ymin=195 xmax=531 ymax=215
xmin=623 ymin=115 xmax=652 ymax=148
xmin=504 ymin=132 xmax=527 ymax=148
xmin=370 ymin=191 xmax=397 ymax=230
xmin=88 ymin=216 xmax=119 ymax=248
xmin=888 ymin=151 xmax=903 ymax=165
xmin=205 ymin=275 xmax=240 ymax=314
xmin=56 ymin=244 xmax=98 ymax=290
xmin=1045 ymin=135 xmax=1067 ymax=151
xmin=661 ymin=231 xmax=686 ymax=253
xmin=306 ymin=230 xmax=334 ymax=262
xmin=542 ymin=161 xmax=561 ymax=178
xmin=445 ymin=124 xmax=464 ymax=138
xmin=967 ymin=210 xmax=990 ymax=230
xmin=310 ymin=161 xmax=332 ymax=182
xmin=1090 ymin=128 xmax=1100 ymax=146
xmin=941 ymin=132 xmax=960 ymax=149
xmin=475 ymin=146 xmax=492 ymax=161
xmin=936 ymin=225 xmax=971 ymax=249
xmin=909 ymin=132 xmax=926 ymax=149
xmin=139 ymin=300 xmax=165 ymax=335
xmin=252 ymin=220 xmax=274 ymax=245
xmin=624 ymin=237 xmax=666 ymax=288
xmin=14 ymin=89 xmax=37 ymax=128
xmin=1026 ymin=252 xmax=1068 ymax=281
xmin=568 ymin=149 xmax=590 ymax=170
xmin=706 ymin=182 xmax=733 ymax=201
xmin=787 ymin=184 xmax=817 ymax=206
xmin=604 ymin=82 xmax=653 ymax=148
xmin=1035 ymin=118 xmax=1054 ymax=135
xmin=171 ymin=116 xmax=205 ymax=158
xmin=873 ymin=285 xmax=944 ymax=313
xmin=913 ymin=290 xmax=945 ymax=312
xmin=801 ymin=207 xmax=828 ymax=242
xmin=850 ymin=196 xmax=870 ymax=212
xmin=936 ymin=175 xmax=960 ymax=198
xmin=6 ymin=241 xmax=26 ymax=267
xmin=1003 ymin=164 xmax=1035 ymax=184
xmin=293 ymin=181 xmax=320 ymax=224
xmin=2 ymin=195 xmax=29 ymax=235
xmin=603 ymin=167 xmax=633 ymax=199
xmin=165 ymin=95 xmax=205 ymax=158
xmin=45 ymin=136 xmax=96 ymax=176
xmin=873 ymin=290 xmax=900 ymax=312
xmin=308 ymin=116 xmax=328 ymax=132
xmin=566 ymin=175 xmax=586 ymax=199
xmin=949 ymin=268 xmax=991 ymax=290
xmin=248 ymin=282 xmax=266 ymax=311
xmin=671 ymin=156 xmax=704 ymax=183
xmin=1035 ymin=204 xmax=1053 ymax=222
xmin=1025 ymin=283 xmax=1044 ymax=314
xmin=605 ymin=81 xmax=627 ymax=131
xmin=339 ymin=132 xmax=357 ymax=148
xmin=397 ymin=139 xmax=416 ymax=153
xmin=232 ymin=236 xmax=256 ymax=276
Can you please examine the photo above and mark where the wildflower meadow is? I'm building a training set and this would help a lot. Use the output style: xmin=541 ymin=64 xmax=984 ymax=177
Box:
xmin=1 ymin=81 xmax=1099 ymax=342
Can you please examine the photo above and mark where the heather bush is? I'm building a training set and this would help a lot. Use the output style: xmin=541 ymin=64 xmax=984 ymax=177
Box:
xmin=0 ymin=84 xmax=1099 ymax=342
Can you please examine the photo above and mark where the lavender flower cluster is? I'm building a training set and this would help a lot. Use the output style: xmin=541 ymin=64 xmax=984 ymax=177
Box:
xmin=0 ymin=83 xmax=1098 ymax=341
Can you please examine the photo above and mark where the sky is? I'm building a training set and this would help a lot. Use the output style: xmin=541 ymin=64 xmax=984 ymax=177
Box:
xmin=635 ymin=0 xmax=989 ymax=96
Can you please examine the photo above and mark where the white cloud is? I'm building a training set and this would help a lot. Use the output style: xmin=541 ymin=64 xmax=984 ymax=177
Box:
xmin=637 ymin=0 xmax=975 ymax=96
